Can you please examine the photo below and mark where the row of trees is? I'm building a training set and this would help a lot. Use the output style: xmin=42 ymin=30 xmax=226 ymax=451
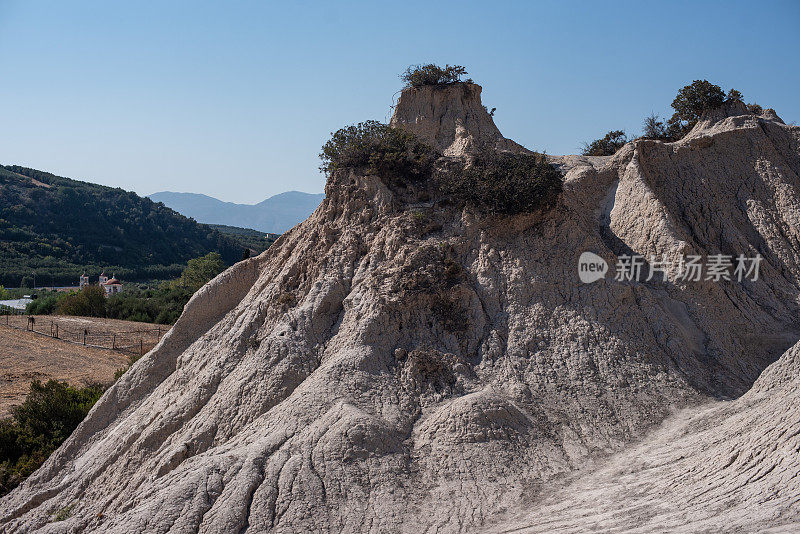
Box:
xmin=26 ymin=252 xmax=226 ymax=324
xmin=582 ymin=80 xmax=763 ymax=156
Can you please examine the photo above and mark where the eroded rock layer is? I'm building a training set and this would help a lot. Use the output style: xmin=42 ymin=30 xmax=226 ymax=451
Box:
xmin=1 ymin=86 xmax=799 ymax=533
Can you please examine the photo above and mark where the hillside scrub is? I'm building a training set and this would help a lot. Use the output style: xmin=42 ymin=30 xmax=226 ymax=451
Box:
xmin=439 ymin=151 xmax=563 ymax=215
xmin=401 ymin=64 xmax=471 ymax=87
xmin=586 ymin=81 xmax=764 ymax=146
xmin=319 ymin=120 xmax=437 ymax=186
xmin=0 ymin=380 xmax=105 ymax=497
xmin=661 ymin=80 xmax=759 ymax=141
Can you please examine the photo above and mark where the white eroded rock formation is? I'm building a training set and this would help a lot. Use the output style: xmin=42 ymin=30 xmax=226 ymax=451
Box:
xmin=1 ymin=84 xmax=799 ymax=533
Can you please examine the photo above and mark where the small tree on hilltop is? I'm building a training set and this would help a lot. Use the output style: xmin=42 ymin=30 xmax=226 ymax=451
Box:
xmin=581 ymin=130 xmax=628 ymax=156
xmin=666 ymin=80 xmax=732 ymax=139
xmin=401 ymin=64 xmax=470 ymax=88
xmin=726 ymin=88 xmax=744 ymax=102
xmin=642 ymin=113 xmax=668 ymax=140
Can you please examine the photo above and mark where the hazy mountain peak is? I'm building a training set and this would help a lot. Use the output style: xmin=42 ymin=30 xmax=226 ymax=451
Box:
xmin=148 ymin=190 xmax=324 ymax=233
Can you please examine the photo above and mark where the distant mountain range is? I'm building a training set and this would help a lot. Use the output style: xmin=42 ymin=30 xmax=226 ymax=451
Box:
xmin=148 ymin=191 xmax=324 ymax=234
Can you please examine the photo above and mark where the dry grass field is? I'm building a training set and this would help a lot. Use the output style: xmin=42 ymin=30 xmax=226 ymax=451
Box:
xmin=0 ymin=316 xmax=167 ymax=417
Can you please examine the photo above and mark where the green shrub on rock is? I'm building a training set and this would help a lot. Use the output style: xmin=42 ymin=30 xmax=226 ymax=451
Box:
xmin=401 ymin=64 xmax=470 ymax=87
xmin=0 ymin=380 xmax=105 ymax=497
xmin=319 ymin=120 xmax=437 ymax=185
xmin=581 ymin=130 xmax=628 ymax=156
xmin=439 ymin=151 xmax=563 ymax=215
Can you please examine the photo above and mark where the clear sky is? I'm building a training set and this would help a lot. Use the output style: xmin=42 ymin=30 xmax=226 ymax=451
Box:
xmin=1 ymin=1 xmax=798 ymax=204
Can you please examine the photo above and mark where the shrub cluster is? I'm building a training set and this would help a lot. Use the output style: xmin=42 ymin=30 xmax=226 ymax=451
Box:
xmin=439 ymin=151 xmax=563 ymax=215
xmin=581 ymin=130 xmax=628 ymax=156
xmin=57 ymin=285 xmax=107 ymax=316
xmin=401 ymin=64 xmax=471 ymax=87
xmin=648 ymin=81 xmax=763 ymax=141
xmin=319 ymin=120 xmax=437 ymax=186
xmin=0 ymin=380 xmax=105 ymax=497
xmin=586 ymin=80 xmax=766 ymax=149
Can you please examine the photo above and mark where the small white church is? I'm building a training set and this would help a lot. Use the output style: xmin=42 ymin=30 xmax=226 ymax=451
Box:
xmin=79 ymin=271 xmax=123 ymax=296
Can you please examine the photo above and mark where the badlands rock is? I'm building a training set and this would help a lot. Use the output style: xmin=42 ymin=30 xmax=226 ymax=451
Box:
xmin=390 ymin=83 xmax=529 ymax=156
xmin=1 ymin=84 xmax=799 ymax=533
xmin=487 ymin=339 xmax=800 ymax=533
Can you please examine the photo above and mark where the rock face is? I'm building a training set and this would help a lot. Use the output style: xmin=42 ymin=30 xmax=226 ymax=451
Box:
xmin=390 ymin=83 xmax=529 ymax=156
xmin=2 ymin=85 xmax=800 ymax=533
xmin=487 ymin=340 xmax=800 ymax=533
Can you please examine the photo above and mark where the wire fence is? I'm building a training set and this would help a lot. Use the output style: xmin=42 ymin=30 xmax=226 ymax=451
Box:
xmin=1 ymin=314 xmax=167 ymax=357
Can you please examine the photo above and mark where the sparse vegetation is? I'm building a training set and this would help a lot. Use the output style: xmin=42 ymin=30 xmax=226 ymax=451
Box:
xmin=276 ymin=291 xmax=297 ymax=307
xmin=319 ymin=120 xmax=437 ymax=186
xmin=590 ymin=81 xmax=764 ymax=145
xmin=726 ymin=89 xmax=744 ymax=102
xmin=0 ymin=380 xmax=106 ymax=497
xmin=401 ymin=64 xmax=471 ymax=88
xmin=52 ymin=503 xmax=75 ymax=522
xmin=581 ymin=130 xmax=629 ymax=156
xmin=642 ymin=114 xmax=668 ymax=140
xmin=439 ymin=151 xmax=563 ymax=215
xmin=747 ymin=103 xmax=763 ymax=115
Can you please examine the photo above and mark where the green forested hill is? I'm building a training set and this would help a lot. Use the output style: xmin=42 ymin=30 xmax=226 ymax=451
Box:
xmin=0 ymin=165 xmax=243 ymax=287
xmin=207 ymin=224 xmax=279 ymax=254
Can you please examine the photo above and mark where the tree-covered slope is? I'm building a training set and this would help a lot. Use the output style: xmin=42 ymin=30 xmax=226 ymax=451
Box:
xmin=0 ymin=165 xmax=241 ymax=286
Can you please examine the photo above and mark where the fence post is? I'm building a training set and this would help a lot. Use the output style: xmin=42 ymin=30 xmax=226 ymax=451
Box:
xmin=140 ymin=339 xmax=143 ymax=356
xmin=55 ymin=324 xmax=58 ymax=339
xmin=112 ymin=334 xmax=116 ymax=350
xmin=83 ymin=329 xmax=87 ymax=345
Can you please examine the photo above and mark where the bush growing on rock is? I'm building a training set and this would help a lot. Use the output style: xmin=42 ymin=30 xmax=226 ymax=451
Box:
xmin=439 ymin=151 xmax=563 ymax=215
xmin=664 ymin=80 xmax=748 ymax=139
xmin=319 ymin=120 xmax=437 ymax=185
xmin=642 ymin=114 xmax=669 ymax=140
xmin=401 ymin=64 xmax=470 ymax=87
xmin=747 ymin=103 xmax=763 ymax=115
xmin=581 ymin=130 xmax=628 ymax=156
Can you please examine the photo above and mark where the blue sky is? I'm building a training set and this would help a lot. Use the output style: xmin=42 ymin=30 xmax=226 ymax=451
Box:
xmin=0 ymin=1 xmax=798 ymax=203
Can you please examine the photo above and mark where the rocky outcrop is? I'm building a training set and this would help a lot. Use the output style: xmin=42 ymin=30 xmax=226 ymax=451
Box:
xmin=1 ymin=86 xmax=799 ymax=533
xmin=390 ymin=83 xmax=529 ymax=157
xmin=487 ymin=339 xmax=800 ymax=533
